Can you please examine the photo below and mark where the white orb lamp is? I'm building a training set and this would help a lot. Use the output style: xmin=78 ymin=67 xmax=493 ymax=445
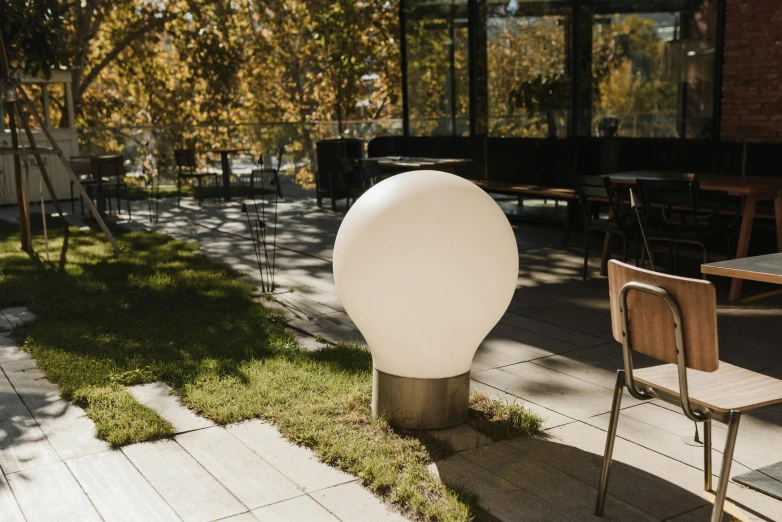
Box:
xmin=332 ymin=170 xmax=519 ymax=429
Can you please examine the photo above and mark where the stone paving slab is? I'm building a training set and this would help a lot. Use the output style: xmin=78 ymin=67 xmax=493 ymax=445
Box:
xmin=0 ymin=408 xmax=62 ymax=474
xmin=310 ymin=482 xmax=409 ymax=522
xmin=252 ymin=495 xmax=339 ymax=522
xmin=67 ymin=450 xmax=179 ymax=522
xmin=0 ymin=474 xmax=24 ymax=522
xmin=434 ymin=453 xmax=576 ymax=522
xmin=499 ymin=312 xmax=609 ymax=348
xmin=226 ymin=420 xmax=354 ymax=493
xmin=177 ymin=426 xmax=302 ymax=509
xmin=460 ymin=441 xmax=655 ymax=521
xmin=6 ymin=462 xmax=102 ymax=522
xmin=0 ymin=334 xmax=31 ymax=365
xmin=430 ymin=424 xmax=493 ymax=453
xmin=469 ymin=379 xmax=574 ymax=430
xmin=129 ymin=382 xmax=214 ymax=433
xmin=122 ymin=439 xmax=246 ymax=522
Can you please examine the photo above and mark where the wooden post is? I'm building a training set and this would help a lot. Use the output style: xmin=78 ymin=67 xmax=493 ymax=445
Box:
xmin=8 ymin=108 xmax=31 ymax=251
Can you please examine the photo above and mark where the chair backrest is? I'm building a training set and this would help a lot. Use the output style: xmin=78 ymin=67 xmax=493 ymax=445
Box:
xmin=90 ymin=154 xmax=125 ymax=179
xmin=636 ymin=179 xmax=699 ymax=224
xmin=69 ymin=156 xmax=92 ymax=177
xmin=575 ymin=175 xmax=608 ymax=201
xmin=608 ymin=260 xmax=718 ymax=372
xmin=174 ymin=149 xmax=196 ymax=170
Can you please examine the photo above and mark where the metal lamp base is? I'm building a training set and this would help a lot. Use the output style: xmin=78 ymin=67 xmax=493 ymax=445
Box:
xmin=371 ymin=369 xmax=470 ymax=430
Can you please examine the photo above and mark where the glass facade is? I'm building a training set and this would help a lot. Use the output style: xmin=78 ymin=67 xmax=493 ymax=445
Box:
xmin=404 ymin=0 xmax=470 ymax=136
xmin=402 ymin=0 xmax=720 ymax=139
xmin=486 ymin=0 xmax=572 ymax=138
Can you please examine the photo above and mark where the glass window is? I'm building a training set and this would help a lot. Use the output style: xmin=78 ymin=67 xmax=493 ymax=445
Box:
xmin=486 ymin=0 xmax=572 ymax=138
xmin=404 ymin=0 xmax=470 ymax=136
xmin=590 ymin=0 xmax=718 ymax=138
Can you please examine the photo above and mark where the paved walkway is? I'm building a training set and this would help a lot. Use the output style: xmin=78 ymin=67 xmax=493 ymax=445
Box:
xmin=0 ymin=308 xmax=407 ymax=521
xmin=4 ymin=185 xmax=782 ymax=521
xmin=125 ymin=189 xmax=782 ymax=522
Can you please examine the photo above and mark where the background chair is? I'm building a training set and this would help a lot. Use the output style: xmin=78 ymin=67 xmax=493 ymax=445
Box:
xmin=597 ymin=260 xmax=782 ymax=522
xmin=636 ymin=179 xmax=738 ymax=274
xmin=69 ymin=156 xmax=99 ymax=216
xmin=90 ymin=154 xmax=131 ymax=219
xmin=174 ymin=149 xmax=221 ymax=207
xmin=575 ymin=175 xmax=638 ymax=280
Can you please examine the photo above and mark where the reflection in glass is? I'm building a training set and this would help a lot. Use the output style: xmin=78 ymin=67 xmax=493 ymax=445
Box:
xmin=591 ymin=0 xmax=717 ymax=138
xmin=487 ymin=0 xmax=572 ymax=138
xmin=404 ymin=0 xmax=470 ymax=136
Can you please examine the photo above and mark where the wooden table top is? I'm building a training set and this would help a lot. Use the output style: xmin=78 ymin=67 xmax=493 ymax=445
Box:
xmin=701 ymin=253 xmax=782 ymax=285
xmin=364 ymin=156 xmax=473 ymax=169
xmin=605 ymin=171 xmax=781 ymax=196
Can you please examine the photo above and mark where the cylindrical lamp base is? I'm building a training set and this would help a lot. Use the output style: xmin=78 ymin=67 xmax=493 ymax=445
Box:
xmin=372 ymin=369 xmax=470 ymax=430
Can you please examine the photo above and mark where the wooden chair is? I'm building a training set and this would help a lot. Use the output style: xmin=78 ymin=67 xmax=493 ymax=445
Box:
xmin=174 ymin=149 xmax=221 ymax=207
xmin=596 ymin=260 xmax=782 ymax=522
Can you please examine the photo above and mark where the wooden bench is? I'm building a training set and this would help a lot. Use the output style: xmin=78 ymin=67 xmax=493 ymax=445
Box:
xmin=470 ymin=180 xmax=579 ymax=246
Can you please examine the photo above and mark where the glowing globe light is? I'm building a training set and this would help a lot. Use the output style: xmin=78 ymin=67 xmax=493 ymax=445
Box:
xmin=333 ymin=170 xmax=519 ymax=429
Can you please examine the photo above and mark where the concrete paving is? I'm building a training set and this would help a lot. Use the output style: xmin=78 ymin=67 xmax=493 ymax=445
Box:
xmin=120 ymin=188 xmax=782 ymax=522
xmin=3 ymin=182 xmax=782 ymax=521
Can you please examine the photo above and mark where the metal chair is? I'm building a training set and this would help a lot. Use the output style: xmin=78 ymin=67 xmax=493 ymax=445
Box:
xmin=174 ymin=149 xmax=221 ymax=207
xmin=69 ymin=156 xmax=99 ymax=216
xmin=636 ymin=179 xmax=737 ymax=274
xmin=575 ymin=175 xmax=638 ymax=280
xmin=90 ymin=154 xmax=131 ymax=219
xmin=596 ymin=260 xmax=782 ymax=522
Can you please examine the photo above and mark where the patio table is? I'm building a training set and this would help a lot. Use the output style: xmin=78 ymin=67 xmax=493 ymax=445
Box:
xmin=601 ymin=171 xmax=782 ymax=301
xmin=362 ymin=156 xmax=472 ymax=176
xmin=702 ymin=251 xmax=782 ymax=501
xmin=208 ymin=148 xmax=250 ymax=202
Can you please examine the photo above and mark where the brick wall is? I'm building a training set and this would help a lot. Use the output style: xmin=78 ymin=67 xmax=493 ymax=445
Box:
xmin=721 ymin=0 xmax=782 ymax=142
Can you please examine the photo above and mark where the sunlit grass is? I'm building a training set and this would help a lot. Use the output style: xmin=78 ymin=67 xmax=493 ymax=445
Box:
xmin=0 ymin=220 xmax=541 ymax=521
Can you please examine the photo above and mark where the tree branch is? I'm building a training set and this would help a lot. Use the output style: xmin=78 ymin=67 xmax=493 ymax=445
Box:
xmin=79 ymin=13 xmax=175 ymax=94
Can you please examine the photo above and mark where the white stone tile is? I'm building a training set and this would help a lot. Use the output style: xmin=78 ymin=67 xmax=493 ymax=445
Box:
xmin=0 ymin=333 xmax=30 ymax=364
xmin=128 ymin=382 xmax=213 ymax=433
xmin=252 ymin=495 xmax=338 ymax=522
xmin=219 ymin=513 xmax=260 ymax=522
xmin=123 ymin=439 xmax=245 ymax=522
xmin=0 ymin=409 xmax=61 ymax=473
xmin=310 ymin=482 xmax=408 ymax=522
xmin=7 ymin=462 xmax=101 ymax=521
xmin=68 ymin=450 xmax=179 ymax=522
xmin=177 ymin=427 xmax=301 ymax=509
xmin=430 ymin=424 xmax=493 ymax=453
xmin=0 ymin=474 xmax=24 ymax=522
xmin=226 ymin=420 xmax=353 ymax=492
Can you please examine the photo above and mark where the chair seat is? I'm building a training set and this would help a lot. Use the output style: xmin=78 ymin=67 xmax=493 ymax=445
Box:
xmin=635 ymin=361 xmax=782 ymax=413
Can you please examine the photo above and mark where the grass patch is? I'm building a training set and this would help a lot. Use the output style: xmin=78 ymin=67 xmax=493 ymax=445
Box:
xmin=0 ymin=220 xmax=541 ymax=521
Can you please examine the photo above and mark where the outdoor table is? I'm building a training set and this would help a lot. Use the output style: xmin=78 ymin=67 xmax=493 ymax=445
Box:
xmin=362 ymin=156 xmax=473 ymax=176
xmin=601 ymin=171 xmax=782 ymax=301
xmin=703 ymin=253 xmax=782 ymax=500
xmin=208 ymin=148 xmax=250 ymax=201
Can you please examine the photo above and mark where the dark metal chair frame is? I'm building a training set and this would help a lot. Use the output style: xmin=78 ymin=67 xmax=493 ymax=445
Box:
xmin=175 ymin=149 xmax=221 ymax=207
xmin=91 ymin=155 xmax=131 ymax=219
xmin=636 ymin=179 xmax=738 ymax=274
xmin=575 ymin=175 xmax=638 ymax=280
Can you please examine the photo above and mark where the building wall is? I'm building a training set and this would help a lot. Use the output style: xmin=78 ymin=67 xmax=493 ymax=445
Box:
xmin=721 ymin=0 xmax=782 ymax=142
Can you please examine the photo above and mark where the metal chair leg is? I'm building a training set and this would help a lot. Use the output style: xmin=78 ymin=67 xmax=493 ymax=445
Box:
xmin=197 ymin=177 xmax=203 ymax=206
xmin=177 ymin=174 xmax=182 ymax=207
xmin=711 ymin=411 xmax=741 ymax=522
xmin=704 ymin=420 xmax=712 ymax=492
xmin=583 ymin=228 xmax=591 ymax=280
xmin=70 ymin=182 xmax=75 ymax=214
xmin=595 ymin=370 xmax=625 ymax=516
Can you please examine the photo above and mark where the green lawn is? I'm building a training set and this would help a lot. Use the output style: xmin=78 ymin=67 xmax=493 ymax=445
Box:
xmin=0 ymin=220 xmax=541 ymax=521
